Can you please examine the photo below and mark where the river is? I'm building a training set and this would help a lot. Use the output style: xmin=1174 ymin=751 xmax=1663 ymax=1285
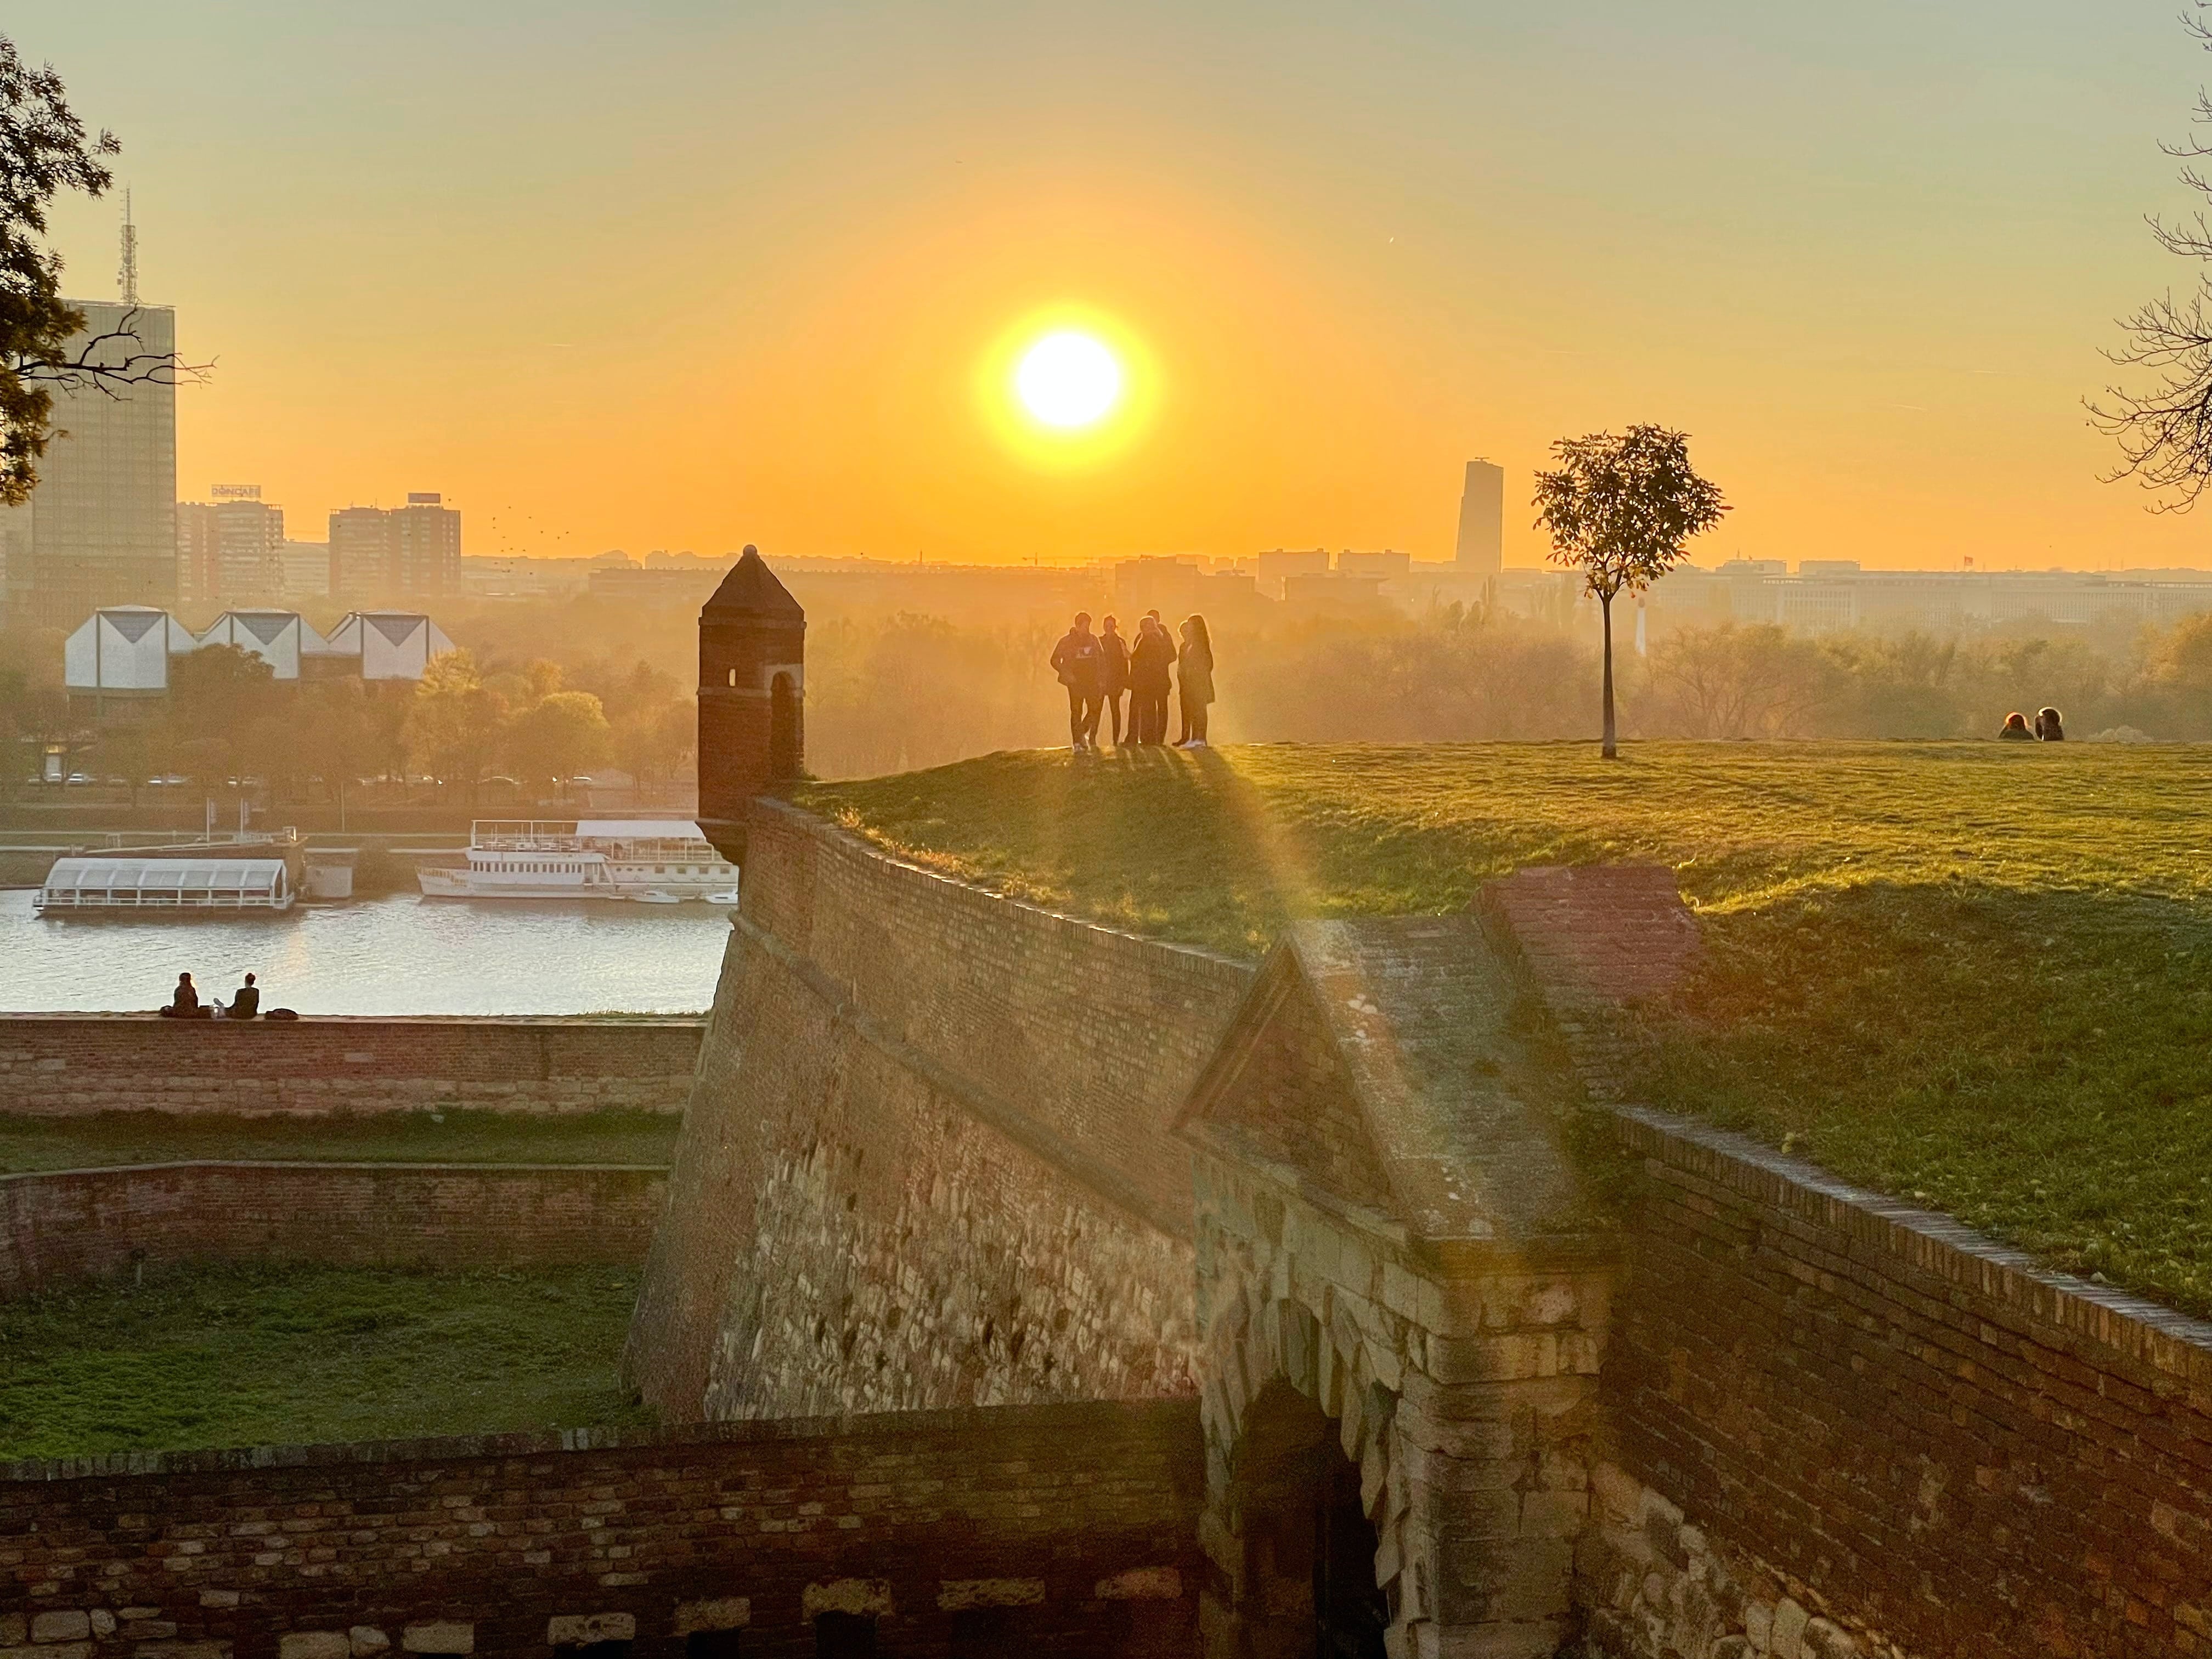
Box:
xmin=0 ymin=890 xmax=732 ymax=1015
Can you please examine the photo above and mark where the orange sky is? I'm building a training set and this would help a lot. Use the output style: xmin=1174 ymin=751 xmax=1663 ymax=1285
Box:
xmin=23 ymin=2 xmax=2212 ymax=569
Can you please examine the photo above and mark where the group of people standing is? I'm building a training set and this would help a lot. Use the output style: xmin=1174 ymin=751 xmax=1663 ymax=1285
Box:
xmin=1050 ymin=611 xmax=1215 ymax=753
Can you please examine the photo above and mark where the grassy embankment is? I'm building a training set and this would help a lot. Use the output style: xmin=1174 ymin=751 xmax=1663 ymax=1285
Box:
xmin=0 ymin=1108 xmax=681 ymax=1175
xmin=802 ymin=742 xmax=2212 ymax=1318
xmin=0 ymin=1262 xmax=651 ymax=1461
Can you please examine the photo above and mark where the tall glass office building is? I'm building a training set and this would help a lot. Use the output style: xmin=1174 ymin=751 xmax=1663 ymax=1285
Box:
xmin=1 ymin=300 xmax=178 ymax=629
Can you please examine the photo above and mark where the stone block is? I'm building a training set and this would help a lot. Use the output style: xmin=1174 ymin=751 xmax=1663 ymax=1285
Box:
xmin=938 ymin=1580 xmax=1045 ymax=1611
xmin=544 ymin=1617 xmax=633 ymax=1647
xmin=1802 ymin=1620 xmax=1858 ymax=1658
xmin=671 ymin=1601 xmax=749 ymax=1637
xmin=802 ymin=1581 xmax=893 ymax=1618
xmin=1770 ymin=1599 xmax=1809 ymax=1659
xmin=400 ymin=1626 xmax=473 ymax=1656
xmin=0 ymin=1646 xmax=92 ymax=1659
xmin=0 ymin=1624 xmax=25 ymax=1649
xmin=198 ymin=1594 xmax=240 ymax=1611
xmin=348 ymin=1632 xmax=388 ymax=1659
xmin=1096 ymin=1566 xmax=1182 ymax=1600
xmin=87 ymin=1617 xmax=114 ymax=1640
xmin=279 ymin=1636 xmax=348 ymax=1659
xmin=30 ymin=1618 xmax=87 ymax=1645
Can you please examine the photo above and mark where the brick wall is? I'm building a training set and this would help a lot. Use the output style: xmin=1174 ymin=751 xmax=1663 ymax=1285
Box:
xmin=1485 ymin=866 xmax=2212 ymax=1659
xmin=0 ymin=1400 xmax=1200 ymax=1659
xmin=0 ymin=1163 xmax=667 ymax=1297
xmin=0 ymin=1017 xmax=703 ymax=1117
xmin=1586 ymin=1105 xmax=2212 ymax=1659
xmin=628 ymin=800 xmax=1251 ymax=1421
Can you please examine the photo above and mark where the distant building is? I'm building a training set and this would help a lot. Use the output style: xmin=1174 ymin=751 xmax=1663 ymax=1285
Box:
xmin=279 ymin=539 xmax=331 ymax=598
xmin=176 ymin=502 xmax=221 ymax=602
xmin=2 ymin=300 xmax=178 ymax=628
xmin=63 ymin=605 xmax=455 ymax=712
xmin=1283 ymin=572 xmax=1387 ymax=614
xmin=588 ymin=565 xmax=723 ymax=605
xmin=1338 ymin=548 xmax=1411 ymax=579
xmin=328 ymin=494 xmax=462 ymax=600
xmin=1454 ymin=460 xmax=1504 ymax=573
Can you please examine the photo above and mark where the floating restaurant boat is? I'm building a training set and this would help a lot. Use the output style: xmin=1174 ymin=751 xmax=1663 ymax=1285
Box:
xmin=36 ymin=855 xmax=295 ymax=915
xmin=415 ymin=820 xmax=738 ymax=901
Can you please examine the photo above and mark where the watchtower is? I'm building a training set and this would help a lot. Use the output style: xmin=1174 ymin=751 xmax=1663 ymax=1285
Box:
xmin=697 ymin=545 xmax=805 ymax=862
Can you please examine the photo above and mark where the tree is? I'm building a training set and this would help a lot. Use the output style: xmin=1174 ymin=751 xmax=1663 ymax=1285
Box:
xmin=405 ymin=650 xmax=509 ymax=807
xmin=307 ymin=681 xmax=379 ymax=830
xmin=1533 ymin=425 xmax=1729 ymax=758
xmin=507 ymin=690 xmax=612 ymax=800
xmin=0 ymin=35 xmax=197 ymax=505
xmin=165 ymin=643 xmax=276 ymax=785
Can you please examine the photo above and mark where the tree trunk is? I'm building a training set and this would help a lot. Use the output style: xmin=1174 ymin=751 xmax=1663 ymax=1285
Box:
xmin=1600 ymin=591 xmax=1618 ymax=760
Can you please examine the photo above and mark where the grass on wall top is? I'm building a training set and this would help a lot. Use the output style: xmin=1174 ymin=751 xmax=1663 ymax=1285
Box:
xmin=800 ymin=741 xmax=2212 ymax=1319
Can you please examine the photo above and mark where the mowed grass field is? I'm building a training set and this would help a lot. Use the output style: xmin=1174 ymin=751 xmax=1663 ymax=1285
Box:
xmin=802 ymin=742 xmax=2212 ymax=1317
xmin=0 ymin=1262 xmax=652 ymax=1462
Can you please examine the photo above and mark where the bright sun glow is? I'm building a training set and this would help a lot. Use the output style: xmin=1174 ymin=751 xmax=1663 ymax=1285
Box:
xmin=1013 ymin=330 xmax=1124 ymax=428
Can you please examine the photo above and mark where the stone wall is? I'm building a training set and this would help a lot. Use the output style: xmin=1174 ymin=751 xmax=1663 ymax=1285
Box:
xmin=1577 ymin=1105 xmax=2212 ymax=1659
xmin=627 ymin=800 xmax=1250 ymax=1421
xmin=0 ymin=1162 xmax=666 ymax=1296
xmin=0 ymin=1016 xmax=703 ymax=1117
xmin=0 ymin=1400 xmax=1200 ymax=1659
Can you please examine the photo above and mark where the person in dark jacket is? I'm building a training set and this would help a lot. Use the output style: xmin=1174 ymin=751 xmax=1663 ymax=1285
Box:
xmin=1175 ymin=614 xmax=1216 ymax=747
xmin=1048 ymin=613 xmax=1105 ymax=753
xmin=1127 ymin=616 xmax=1175 ymax=744
xmin=1096 ymin=616 xmax=1131 ymax=748
xmin=1998 ymin=711 xmax=2034 ymax=741
xmin=225 ymin=973 xmax=261 ymax=1020
xmin=158 ymin=972 xmax=204 ymax=1019
xmin=2035 ymin=707 xmax=2065 ymax=741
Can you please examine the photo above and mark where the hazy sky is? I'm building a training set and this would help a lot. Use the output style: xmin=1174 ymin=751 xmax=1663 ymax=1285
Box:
xmin=21 ymin=2 xmax=2212 ymax=568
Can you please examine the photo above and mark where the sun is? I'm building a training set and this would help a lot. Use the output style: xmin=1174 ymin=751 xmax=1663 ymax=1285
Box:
xmin=1013 ymin=330 xmax=1123 ymax=429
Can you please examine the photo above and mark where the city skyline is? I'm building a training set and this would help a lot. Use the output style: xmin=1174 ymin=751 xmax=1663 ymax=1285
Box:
xmin=16 ymin=3 xmax=2212 ymax=571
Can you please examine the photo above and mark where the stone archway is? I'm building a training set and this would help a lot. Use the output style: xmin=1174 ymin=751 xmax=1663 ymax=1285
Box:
xmin=1199 ymin=1293 xmax=1411 ymax=1659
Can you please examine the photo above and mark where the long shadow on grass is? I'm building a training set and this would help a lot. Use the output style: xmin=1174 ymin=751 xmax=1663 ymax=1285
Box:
xmin=1621 ymin=877 xmax=2212 ymax=1318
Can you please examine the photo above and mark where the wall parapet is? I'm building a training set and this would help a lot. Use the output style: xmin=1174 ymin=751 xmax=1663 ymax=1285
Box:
xmin=0 ymin=1014 xmax=705 ymax=1116
xmin=0 ymin=1160 xmax=667 ymax=1297
xmin=0 ymin=1398 xmax=1201 ymax=1659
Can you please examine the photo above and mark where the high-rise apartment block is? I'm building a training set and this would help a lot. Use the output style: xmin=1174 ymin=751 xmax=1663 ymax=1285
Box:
xmin=1 ymin=300 xmax=178 ymax=628
xmin=329 ymin=494 xmax=461 ymax=601
xmin=1455 ymin=459 xmax=1504 ymax=573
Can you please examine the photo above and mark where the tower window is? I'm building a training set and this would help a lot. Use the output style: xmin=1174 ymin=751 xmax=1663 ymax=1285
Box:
xmin=727 ymin=668 xmax=737 ymax=687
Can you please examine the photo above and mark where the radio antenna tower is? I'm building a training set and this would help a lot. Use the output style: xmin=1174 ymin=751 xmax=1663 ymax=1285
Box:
xmin=117 ymin=189 xmax=139 ymax=305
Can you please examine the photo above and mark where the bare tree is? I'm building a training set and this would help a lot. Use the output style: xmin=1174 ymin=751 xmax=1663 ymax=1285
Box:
xmin=2089 ymin=3 xmax=2212 ymax=508
xmin=0 ymin=34 xmax=202 ymax=506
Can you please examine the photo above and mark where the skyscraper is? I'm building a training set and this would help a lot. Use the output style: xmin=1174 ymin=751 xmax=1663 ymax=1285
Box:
xmin=3 ymin=300 xmax=179 ymax=628
xmin=1454 ymin=459 xmax=1504 ymax=573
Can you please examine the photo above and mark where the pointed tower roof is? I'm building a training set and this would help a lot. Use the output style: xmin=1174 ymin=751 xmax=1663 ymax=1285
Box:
xmin=703 ymin=545 xmax=803 ymax=618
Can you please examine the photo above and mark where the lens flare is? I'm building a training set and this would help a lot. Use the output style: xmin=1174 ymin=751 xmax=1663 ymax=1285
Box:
xmin=1013 ymin=330 xmax=1123 ymax=428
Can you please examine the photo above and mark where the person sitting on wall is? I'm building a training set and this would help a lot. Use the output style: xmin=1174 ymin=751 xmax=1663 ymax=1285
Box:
xmin=157 ymin=971 xmax=208 ymax=1019
xmin=1998 ymin=712 xmax=2035 ymax=741
xmin=2036 ymin=706 xmax=2065 ymax=741
xmin=224 ymin=973 xmax=261 ymax=1020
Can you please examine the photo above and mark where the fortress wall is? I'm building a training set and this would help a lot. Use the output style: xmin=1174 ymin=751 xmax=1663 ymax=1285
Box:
xmin=0 ymin=1161 xmax=667 ymax=1296
xmin=0 ymin=1400 xmax=1200 ymax=1659
xmin=1485 ymin=866 xmax=2212 ymax=1659
xmin=1580 ymin=1105 xmax=2212 ymax=1659
xmin=626 ymin=800 xmax=1250 ymax=1421
xmin=0 ymin=1015 xmax=703 ymax=1116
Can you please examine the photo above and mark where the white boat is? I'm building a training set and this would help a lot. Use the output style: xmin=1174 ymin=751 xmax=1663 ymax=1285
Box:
xmin=37 ymin=855 xmax=295 ymax=915
xmin=703 ymin=889 xmax=742 ymax=907
xmin=416 ymin=819 xmax=739 ymax=901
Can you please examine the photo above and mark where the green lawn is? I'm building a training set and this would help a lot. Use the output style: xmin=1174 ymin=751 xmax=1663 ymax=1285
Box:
xmin=802 ymin=742 xmax=2212 ymax=1318
xmin=0 ymin=1108 xmax=681 ymax=1175
xmin=0 ymin=1262 xmax=653 ymax=1462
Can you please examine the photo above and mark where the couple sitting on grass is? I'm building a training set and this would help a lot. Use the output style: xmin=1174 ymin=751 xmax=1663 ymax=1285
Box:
xmin=1997 ymin=707 xmax=2064 ymax=742
xmin=1050 ymin=609 xmax=1215 ymax=754
xmin=157 ymin=970 xmax=264 ymax=1020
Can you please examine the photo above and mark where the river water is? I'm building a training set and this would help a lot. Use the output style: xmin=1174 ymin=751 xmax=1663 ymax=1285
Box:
xmin=0 ymin=890 xmax=732 ymax=1015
